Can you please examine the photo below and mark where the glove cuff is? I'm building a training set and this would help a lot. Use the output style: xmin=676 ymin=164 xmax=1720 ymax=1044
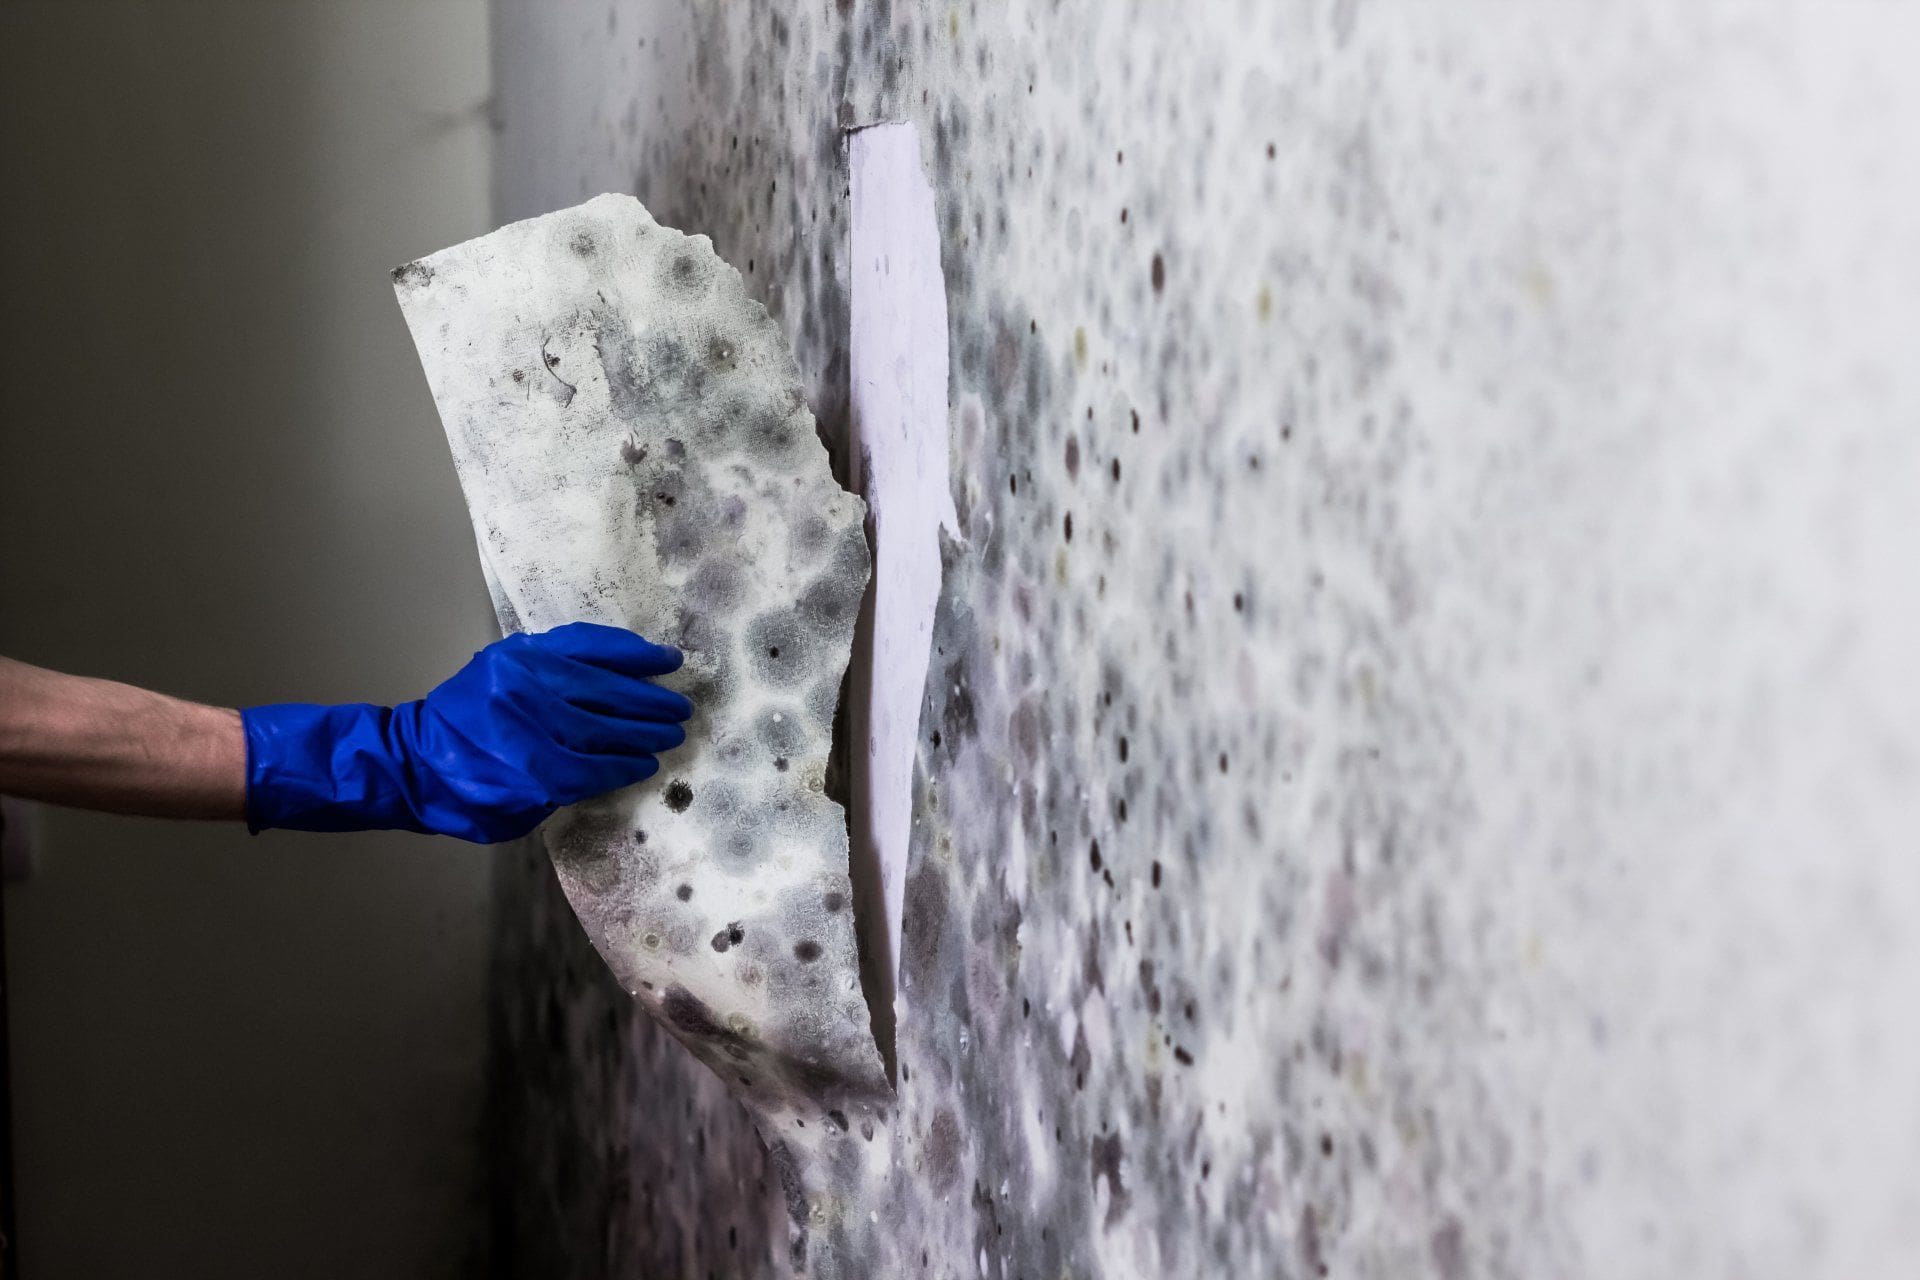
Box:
xmin=241 ymin=702 xmax=427 ymax=835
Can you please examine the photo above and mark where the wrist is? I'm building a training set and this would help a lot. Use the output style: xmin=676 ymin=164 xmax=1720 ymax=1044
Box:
xmin=242 ymin=702 xmax=425 ymax=835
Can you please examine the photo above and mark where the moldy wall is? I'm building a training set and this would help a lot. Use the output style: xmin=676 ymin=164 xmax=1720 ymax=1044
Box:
xmin=485 ymin=3 xmax=1920 ymax=1277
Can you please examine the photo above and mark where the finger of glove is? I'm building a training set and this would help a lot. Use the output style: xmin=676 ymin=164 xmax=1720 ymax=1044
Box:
xmin=529 ymin=621 xmax=684 ymax=678
xmin=541 ymin=747 xmax=662 ymax=807
xmin=528 ymin=696 xmax=688 ymax=758
xmin=517 ymin=650 xmax=696 ymax=723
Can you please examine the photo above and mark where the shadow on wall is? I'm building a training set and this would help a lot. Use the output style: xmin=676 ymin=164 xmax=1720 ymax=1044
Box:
xmin=487 ymin=843 xmax=788 ymax=1277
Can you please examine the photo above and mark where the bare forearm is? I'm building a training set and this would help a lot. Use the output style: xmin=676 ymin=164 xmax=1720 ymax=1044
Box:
xmin=0 ymin=656 xmax=245 ymax=819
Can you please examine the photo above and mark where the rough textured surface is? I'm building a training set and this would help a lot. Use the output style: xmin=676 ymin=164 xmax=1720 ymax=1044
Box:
xmin=395 ymin=195 xmax=891 ymax=1165
xmin=486 ymin=3 xmax=1920 ymax=1278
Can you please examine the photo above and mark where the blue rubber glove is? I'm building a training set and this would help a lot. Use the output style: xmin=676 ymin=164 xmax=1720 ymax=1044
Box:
xmin=241 ymin=622 xmax=693 ymax=843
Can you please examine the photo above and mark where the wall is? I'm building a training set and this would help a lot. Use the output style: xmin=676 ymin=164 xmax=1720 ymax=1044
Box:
xmin=0 ymin=4 xmax=495 ymax=1276
xmin=488 ymin=2 xmax=1920 ymax=1277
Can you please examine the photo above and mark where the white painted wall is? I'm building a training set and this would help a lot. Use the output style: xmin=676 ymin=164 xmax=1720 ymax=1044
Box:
xmin=0 ymin=4 xmax=495 ymax=1275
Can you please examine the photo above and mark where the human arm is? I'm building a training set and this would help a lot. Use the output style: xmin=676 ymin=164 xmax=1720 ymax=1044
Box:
xmin=0 ymin=655 xmax=245 ymax=819
xmin=0 ymin=622 xmax=693 ymax=843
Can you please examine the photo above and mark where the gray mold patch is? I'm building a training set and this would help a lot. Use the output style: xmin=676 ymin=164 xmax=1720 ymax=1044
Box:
xmin=393 ymin=196 xmax=891 ymax=1151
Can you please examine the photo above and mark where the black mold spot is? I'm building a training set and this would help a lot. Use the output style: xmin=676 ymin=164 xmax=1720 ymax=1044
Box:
xmin=676 ymin=883 xmax=693 ymax=901
xmin=569 ymin=230 xmax=597 ymax=256
xmin=925 ymin=1109 xmax=963 ymax=1193
xmin=793 ymin=940 xmax=822 ymax=963
xmin=664 ymin=780 xmax=694 ymax=811
xmin=390 ymin=261 xmax=433 ymax=287
xmin=1151 ymin=253 xmax=1166 ymax=292
xmin=662 ymin=985 xmax=725 ymax=1039
xmin=711 ymin=921 xmax=746 ymax=952
xmin=1090 ymin=1132 xmax=1129 ymax=1226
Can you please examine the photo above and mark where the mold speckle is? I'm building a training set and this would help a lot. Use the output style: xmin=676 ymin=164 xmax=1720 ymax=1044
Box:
xmin=390 ymin=260 xmax=433 ymax=288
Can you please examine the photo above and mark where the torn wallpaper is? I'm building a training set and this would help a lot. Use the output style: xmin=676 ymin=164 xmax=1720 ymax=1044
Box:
xmin=393 ymin=196 xmax=892 ymax=1164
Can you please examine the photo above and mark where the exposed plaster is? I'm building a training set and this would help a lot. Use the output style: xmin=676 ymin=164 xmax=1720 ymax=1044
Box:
xmin=844 ymin=121 xmax=958 ymax=1079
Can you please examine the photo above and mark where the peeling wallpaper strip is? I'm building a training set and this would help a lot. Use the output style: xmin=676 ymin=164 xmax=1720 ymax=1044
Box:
xmin=846 ymin=121 xmax=958 ymax=1057
xmin=394 ymin=196 xmax=892 ymax=1152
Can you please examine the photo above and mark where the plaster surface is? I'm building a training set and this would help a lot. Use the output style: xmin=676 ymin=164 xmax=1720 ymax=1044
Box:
xmin=847 ymin=120 xmax=959 ymax=1058
xmin=485 ymin=3 xmax=1920 ymax=1277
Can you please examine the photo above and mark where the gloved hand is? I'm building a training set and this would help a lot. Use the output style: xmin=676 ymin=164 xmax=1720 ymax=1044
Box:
xmin=241 ymin=622 xmax=693 ymax=843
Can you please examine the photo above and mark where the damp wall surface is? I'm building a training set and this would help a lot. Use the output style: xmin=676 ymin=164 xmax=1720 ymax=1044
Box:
xmin=486 ymin=3 xmax=1920 ymax=1276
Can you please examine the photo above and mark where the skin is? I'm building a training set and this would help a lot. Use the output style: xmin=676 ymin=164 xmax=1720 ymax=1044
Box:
xmin=0 ymin=656 xmax=245 ymax=820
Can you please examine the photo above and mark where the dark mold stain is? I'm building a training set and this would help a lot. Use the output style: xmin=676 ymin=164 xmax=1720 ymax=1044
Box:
xmin=925 ymin=1108 xmax=963 ymax=1193
xmin=1090 ymin=1132 xmax=1129 ymax=1226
